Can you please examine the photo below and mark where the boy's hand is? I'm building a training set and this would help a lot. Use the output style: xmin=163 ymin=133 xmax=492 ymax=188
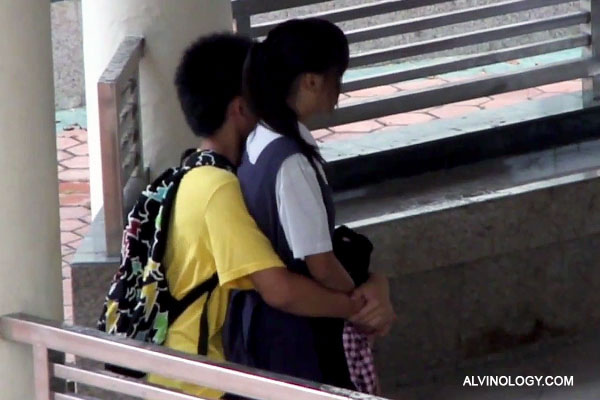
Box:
xmin=348 ymin=273 xmax=396 ymax=335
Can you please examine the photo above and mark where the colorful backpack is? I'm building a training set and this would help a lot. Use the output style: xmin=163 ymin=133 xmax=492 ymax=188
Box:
xmin=97 ymin=149 xmax=235 ymax=376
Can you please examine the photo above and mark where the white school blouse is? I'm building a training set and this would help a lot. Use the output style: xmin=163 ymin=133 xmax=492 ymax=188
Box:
xmin=245 ymin=122 xmax=333 ymax=260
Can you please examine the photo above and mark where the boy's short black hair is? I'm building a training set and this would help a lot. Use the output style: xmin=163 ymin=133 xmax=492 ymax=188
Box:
xmin=175 ymin=33 xmax=253 ymax=137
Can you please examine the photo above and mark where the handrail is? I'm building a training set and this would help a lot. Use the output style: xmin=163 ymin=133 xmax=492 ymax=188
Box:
xmin=0 ymin=314 xmax=388 ymax=400
xmin=98 ymin=36 xmax=146 ymax=257
xmin=312 ymin=57 xmax=596 ymax=130
xmin=249 ymin=0 xmax=449 ymax=37
xmin=349 ymin=12 xmax=589 ymax=68
xmin=342 ymin=35 xmax=590 ymax=92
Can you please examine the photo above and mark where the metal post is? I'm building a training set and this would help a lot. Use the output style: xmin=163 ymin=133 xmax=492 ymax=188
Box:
xmin=235 ymin=14 xmax=252 ymax=37
xmin=98 ymin=78 xmax=124 ymax=257
xmin=33 ymin=345 xmax=51 ymax=400
xmin=583 ymin=0 xmax=600 ymax=106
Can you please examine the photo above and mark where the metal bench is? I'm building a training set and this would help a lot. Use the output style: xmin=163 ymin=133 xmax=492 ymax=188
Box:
xmin=0 ymin=313 xmax=387 ymax=400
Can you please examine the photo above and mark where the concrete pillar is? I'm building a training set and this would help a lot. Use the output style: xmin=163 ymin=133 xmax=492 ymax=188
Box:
xmin=0 ymin=2 xmax=64 ymax=399
xmin=82 ymin=0 xmax=234 ymax=216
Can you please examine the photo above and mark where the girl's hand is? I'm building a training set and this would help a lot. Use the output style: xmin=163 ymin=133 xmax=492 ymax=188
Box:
xmin=348 ymin=273 xmax=396 ymax=334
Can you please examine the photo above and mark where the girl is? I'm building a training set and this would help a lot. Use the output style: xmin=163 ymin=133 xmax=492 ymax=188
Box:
xmin=231 ymin=18 xmax=395 ymax=393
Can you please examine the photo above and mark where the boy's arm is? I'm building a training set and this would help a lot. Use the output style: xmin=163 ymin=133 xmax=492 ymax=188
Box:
xmin=249 ymin=267 xmax=360 ymax=318
xmin=204 ymin=177 xmax=358 ymax=318
xmin=305 ymin=252 xmax=355 ymax=293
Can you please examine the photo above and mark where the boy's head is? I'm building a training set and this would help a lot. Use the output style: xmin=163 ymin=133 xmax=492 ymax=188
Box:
xmin=175 ymin=33 xmax=255 ymax=138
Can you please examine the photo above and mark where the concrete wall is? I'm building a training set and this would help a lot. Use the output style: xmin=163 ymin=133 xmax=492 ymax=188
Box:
xmin=356 ymin=175 xmax=600 ymax=393
xmin=52 ymin=0 xmax=84 ymax=110
xmin=335 ymin=144 xmax=600 ymax=395
xmin=0 ymin=2 xmax=64 ymax=399
xmin=82 ymin=0 xmax=235 ymax=216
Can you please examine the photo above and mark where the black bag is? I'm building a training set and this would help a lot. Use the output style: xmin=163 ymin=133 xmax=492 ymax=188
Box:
xmin=333 ymin=225 xmax=373 ymax=287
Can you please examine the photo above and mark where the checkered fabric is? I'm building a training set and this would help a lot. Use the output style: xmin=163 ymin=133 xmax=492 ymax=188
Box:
xmin=343 ymin=322 xmax=379 ymax=394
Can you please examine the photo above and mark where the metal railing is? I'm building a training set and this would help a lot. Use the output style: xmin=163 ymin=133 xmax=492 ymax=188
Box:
xmin=0 ymin=314 xmax=387 ymax=400
xmin=98 ymin=36 xmax=146 ymax=257
xmin=231 ymin=0 xmax=600 ymax=129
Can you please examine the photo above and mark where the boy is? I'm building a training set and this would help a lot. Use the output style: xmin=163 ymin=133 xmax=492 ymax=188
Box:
xmin=147 ymin=33 xmax=364 ymax=398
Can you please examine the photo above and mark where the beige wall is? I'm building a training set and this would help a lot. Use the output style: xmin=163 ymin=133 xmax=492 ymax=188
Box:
xmin=0 ymin=2 xmax=64 ymax=399
xmin=82 ymin=0 xmax=234 ymax=216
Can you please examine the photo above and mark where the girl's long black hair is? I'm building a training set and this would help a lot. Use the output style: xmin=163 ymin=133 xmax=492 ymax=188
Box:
xmin=243 ymin=18 xmax=349 ymax=163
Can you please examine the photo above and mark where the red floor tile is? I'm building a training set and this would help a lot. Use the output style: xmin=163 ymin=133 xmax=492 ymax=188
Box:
xmin=59 ymin=168 xmax=90 ymax=182
xmin=429 ymin=105 xmax=480 ymax=119
xmin=60 ymin=218 xmax=87 ymax=232
xmin=346 ymin=85 xmax=398 ymax=98
xmin=378 ymin=112 xmax=437 ymax=126
xmin=59 ymin=206 xmax=90 ymax=220
xmin=330 ymin=120 xmax=383 ymax=133
xmin=68 ymin=143 xmax=89 ymax=156
xmin=59 ymin=181 xmax=90 ymax=194
xmin=59 ymin=193 xmax=90 ymax=207
xmin=57 ymin=137 xmax=79 ymax=151
xmin=61 ymin=155 xmax=89 ymax=169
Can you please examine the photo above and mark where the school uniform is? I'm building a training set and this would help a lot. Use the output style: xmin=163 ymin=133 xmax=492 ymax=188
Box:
xmin=223 ymin=122 xmax=355 ymax=390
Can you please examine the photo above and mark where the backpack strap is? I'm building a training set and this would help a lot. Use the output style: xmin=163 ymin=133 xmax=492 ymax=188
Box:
xmin=168 ymin=273 xmax=219 ymax=325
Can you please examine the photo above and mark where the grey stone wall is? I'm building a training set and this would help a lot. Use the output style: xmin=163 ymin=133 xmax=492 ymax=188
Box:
xmin=340 ymin=153 xmax=600 ymax=395
xmin=52 ymin=0 xmax=84 ymax=110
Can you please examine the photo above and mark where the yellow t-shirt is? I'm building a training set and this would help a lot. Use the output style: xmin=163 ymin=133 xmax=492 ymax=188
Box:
xmin=147 ymin=166 xmax=283 ymax=398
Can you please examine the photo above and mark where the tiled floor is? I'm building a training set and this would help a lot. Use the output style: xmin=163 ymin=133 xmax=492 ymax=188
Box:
xmin=56 ymin=79 xmax=582 ymax=323
xmin=57 ymin=128 xmax=90 ymax=323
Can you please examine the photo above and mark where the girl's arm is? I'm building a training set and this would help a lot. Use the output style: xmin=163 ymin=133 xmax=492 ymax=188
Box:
xmin=276 ymin=154 xmax=354 ymax=292
xmin=305 ymin=251 xmax=355 ymax=292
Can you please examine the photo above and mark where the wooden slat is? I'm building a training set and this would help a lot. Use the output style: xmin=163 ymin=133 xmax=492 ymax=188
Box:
xmin=53 ymin=364 xmax=201 ymax=400
xmin=343 ymin=35 xmax=590 ymax=92
xmin=251 ymin=0 xmax=451 ymax=37
xmin=349 ymin=11 xmax=590 ymax=67
xmin=312 ymin=58 xmax=593 ymax=129
xmin=345 ymin=0 xmax=574 ymax=44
